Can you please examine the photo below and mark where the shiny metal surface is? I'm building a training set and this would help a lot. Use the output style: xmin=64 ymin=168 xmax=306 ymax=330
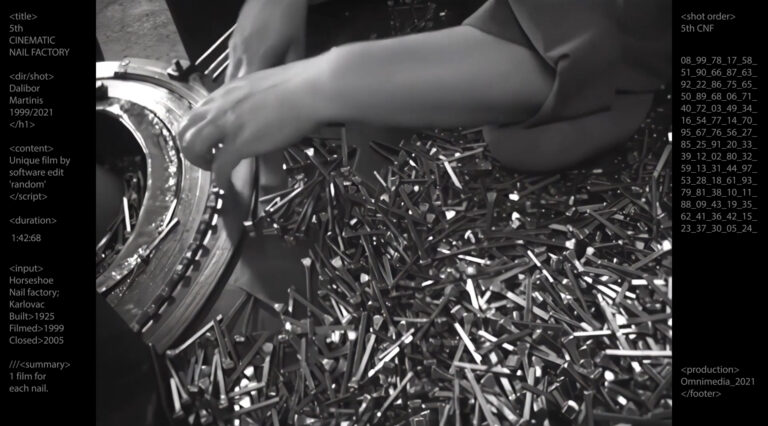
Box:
xmin=96 ymin=59 xmax=256 ymax=351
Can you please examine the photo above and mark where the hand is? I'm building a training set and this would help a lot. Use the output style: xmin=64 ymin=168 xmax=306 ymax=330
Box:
xmin=180 ymin=56 xmax=330 ymax=185
xmin=226 ymin=0 xmax=308 ymax=82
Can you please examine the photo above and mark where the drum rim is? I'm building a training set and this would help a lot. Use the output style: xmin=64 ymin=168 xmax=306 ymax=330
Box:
xmin=96 ymin=59 xmax=256 ymax=351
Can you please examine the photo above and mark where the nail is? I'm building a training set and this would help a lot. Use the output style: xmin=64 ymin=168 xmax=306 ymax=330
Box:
xmin=213 ymin=319 xmax=235 ymax=370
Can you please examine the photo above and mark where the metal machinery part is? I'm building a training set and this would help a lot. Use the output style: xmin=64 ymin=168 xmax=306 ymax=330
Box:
xmin=94 ymin=0 xmax=485 ymax=354
xmin=96 ymin=58 xmax=256 ymax=352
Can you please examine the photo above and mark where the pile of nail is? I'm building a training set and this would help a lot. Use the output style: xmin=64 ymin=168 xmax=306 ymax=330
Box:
xmin=387 ymin=0 xmax=439 ymax=35
xmin=162 ymin=101 xmax=673 ymax=425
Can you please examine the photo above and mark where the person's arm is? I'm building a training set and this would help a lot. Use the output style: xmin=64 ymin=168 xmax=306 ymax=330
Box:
xmin=226 ymin=0 xmax=308 ymax=81
xmin=180 ymin=25 xmax=554 ymax=181
xmin=320 ymin=25 xmax=553 ymax=128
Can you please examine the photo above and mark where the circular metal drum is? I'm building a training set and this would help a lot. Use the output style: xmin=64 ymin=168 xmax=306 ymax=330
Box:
xmin=95 ymin=58 xmax=255 ymax=352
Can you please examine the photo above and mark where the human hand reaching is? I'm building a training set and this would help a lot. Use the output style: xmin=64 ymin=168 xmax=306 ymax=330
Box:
xmin=181 ymin=24 xmax=555 ymax=185
xmin=180 ymin=55 xmax=330 ymax=185
xmin=226 ymin=0 xmax=308 ymax=82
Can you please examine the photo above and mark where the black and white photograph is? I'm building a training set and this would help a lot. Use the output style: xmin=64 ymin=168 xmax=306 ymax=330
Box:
xmin=94 ymin=1 xmax=674 ymax=425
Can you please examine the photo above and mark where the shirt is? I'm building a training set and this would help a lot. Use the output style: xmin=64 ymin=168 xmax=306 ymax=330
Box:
xmin=464 ymin=0 xmax=671 ymax=169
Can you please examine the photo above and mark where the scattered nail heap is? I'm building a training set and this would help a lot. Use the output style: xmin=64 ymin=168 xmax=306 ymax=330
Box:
xmin=161 ymin=103 xmax=672 ymax=425
xmin=388 ymin=0 xmax=439 ymax=35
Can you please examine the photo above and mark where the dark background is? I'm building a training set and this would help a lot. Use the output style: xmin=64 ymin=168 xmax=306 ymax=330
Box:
xmin=2 ymin=0 xmax=765 ymax=424
xmin=673 ymin=0 xmax=764 ymax=423
xmin=4 ymin=1 xmax=96 ymax=424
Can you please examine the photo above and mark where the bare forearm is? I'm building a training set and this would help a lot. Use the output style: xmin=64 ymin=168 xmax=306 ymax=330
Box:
xmin=180 ymin=25 xmax=555 ymax=177
xmin=316 ymin=26 xmax=554 ymax=128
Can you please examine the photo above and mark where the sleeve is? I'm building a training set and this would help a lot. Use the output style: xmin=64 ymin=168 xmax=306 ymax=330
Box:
xmin=463 ymin=0 xmax=652 ymax=171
